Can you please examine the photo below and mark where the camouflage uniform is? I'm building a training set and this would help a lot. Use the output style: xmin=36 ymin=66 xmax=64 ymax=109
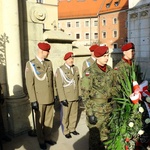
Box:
xmin=107 ymin=59 xmax=134 ymax=99
xmin=81 ymin=61 xmax=113 ymax=149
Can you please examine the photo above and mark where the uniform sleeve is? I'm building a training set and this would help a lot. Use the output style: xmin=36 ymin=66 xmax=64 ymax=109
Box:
xmin=80 ymin=69 xmax=93 ymax=106
xmin=76 ymin=66 xmax=81 ymax=96
xmin=25 ymin=61 xmax=37 ymax=102
xmin=55 ymin=68 xmax=66 ymax=101
xmin=82 ymin=61 xmax=86 ymax=77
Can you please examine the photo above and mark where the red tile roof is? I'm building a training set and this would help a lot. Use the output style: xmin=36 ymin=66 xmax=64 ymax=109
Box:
xmin=58 ymin=0 xmax=128 ymax=19
xmin=99 ymin=0 xmax=128 ymax=14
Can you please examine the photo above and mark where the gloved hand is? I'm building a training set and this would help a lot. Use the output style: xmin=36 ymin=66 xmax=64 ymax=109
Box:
xmin=88 ymin=115 xmax=97 ymax=125
xmin=78 ymin=96 xmax=82 ymax=102
xmin=61 ymin=100 xmax=68 ymax=107
xmin=31 ymin=101 xmax=39 ymax=111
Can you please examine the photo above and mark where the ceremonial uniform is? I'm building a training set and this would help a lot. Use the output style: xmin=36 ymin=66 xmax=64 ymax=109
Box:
xmin=25 ymin=42 xmax=56 ymax=149
xmin=82 ymin=44 xmax=99 ymax=76
xmin=55 ymin=52 xmax=80 ymax=138
xmin=81 ymin=46 xmax=113 ymax=150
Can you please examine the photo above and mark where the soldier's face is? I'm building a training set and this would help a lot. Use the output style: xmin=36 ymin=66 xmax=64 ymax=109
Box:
xmin=96 ymin=53 xmax=109 ymax=66
xmin=42 ymin=50 xmax=49 ymax=58
xmin=123 ymin=49 xmax=135 ymax=60
xmin=65 ymin=57 xmax=74 ymax=66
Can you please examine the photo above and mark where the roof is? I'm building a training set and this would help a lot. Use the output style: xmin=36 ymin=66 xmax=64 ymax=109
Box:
xmin=58 ymin=0 xmax=128 ymax=19
xmin=58 ymin=0 xmax=103 ymax=19
xmin=98 ymin=0 xmax=128 ymax=15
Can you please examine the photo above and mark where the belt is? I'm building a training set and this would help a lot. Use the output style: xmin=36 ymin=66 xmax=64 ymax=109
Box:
xmin=90 ymin=98 xmax=107 ymax=104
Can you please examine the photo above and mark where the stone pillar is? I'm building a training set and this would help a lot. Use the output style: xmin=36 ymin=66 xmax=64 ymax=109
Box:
xmin=1 ymin=0 xmax=31 ymax=136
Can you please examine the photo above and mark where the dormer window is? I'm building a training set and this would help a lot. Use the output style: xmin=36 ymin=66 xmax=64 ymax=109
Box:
xmin=114 ymin=0 xmax=120 ymax=6
xmin=114 ymin=2 xmax=119 ymax=6
xmin=106 ymin=3 xmax=110 ymax=8
xmin=106 ymin=0 xmax=112 ymax=8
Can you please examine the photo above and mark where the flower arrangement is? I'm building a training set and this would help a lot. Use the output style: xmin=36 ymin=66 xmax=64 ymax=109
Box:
xmin=104 ymin=63 xmax=144 ymax=150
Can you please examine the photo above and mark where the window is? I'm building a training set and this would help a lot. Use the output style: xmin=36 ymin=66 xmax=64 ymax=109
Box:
xmin=113 ymin=18 xmax=117 ymax=24
xmin=67 ymin=22 xmax=71 ymax=27
xmin=113 ymin=30 xmax=117 ymax=38
xmin=106 ymin=3 xmax=110 ymax=8
xmin=114 ymin=2 xmax=119 ymax=6
xmin=76 ymin=34 xmax=80 ymax=39
xmin=85 ymin=21 xmax=89 ymax=27
xmin=85 ymin=33 xmax=89 ymax=39
xmin=37 ymin=0 xmax=43 ymax=3
xmin=102 ymin=32 xmax=106 ymax=38
xmin=94 ymin=20 xmax=98 ymax=26
xmin=94 ymin=33 xmax=98 ymax=39
xmin=113 ymin=43 xmax=118 ymax=49
xmin=76 ymin=21 xmax=79 ymax=27
xmin=102 ymin=19 xmax=106 ymax=26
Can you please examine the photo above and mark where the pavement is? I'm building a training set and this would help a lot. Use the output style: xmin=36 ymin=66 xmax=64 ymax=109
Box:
xmin=3 ymin=102 xmax=89 ymax=150
xmin=2 ymin=101 xmax=150 ymax=150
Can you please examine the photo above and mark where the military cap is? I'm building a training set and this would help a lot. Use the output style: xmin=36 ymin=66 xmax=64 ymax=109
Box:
xmin=121 ymin=42 xmax=135 ymax=51
xmin=64 ymin=52 xmax=74 ymax=60
xmin=38 ymin=42 xmax=51 ymax=51
xmin=94 ymin=46 xmax=108 ymax=57
xmin=89 ymin=44 xmax=99 ymax=52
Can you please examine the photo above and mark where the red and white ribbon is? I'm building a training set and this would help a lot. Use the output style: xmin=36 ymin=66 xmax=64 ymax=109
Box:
xmin=130 ymin=81 xmax=141 ymax=104
xmin=139 ymin=80 xmax=150 ymax=97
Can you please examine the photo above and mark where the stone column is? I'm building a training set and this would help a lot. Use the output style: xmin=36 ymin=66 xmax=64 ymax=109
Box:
xmin=1 ymin=0 xmax=31 ymax=136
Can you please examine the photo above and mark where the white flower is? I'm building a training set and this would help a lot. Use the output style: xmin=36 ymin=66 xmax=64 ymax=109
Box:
xmin=145 ymin=118 xmax=150 ymax=124
xmin=128 ymin=122 xmax=134 ymax=127
xmin=138 ymin=130 xmax=144 ymax=135
xmin=139 ymin=107 xmax=144 ymax=113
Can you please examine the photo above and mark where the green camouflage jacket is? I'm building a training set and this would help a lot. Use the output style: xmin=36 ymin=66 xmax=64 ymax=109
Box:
xmin=81 ymin=62 xmax=112 ymax=116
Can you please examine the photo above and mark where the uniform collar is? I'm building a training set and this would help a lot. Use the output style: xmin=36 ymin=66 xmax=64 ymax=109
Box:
xmin=36 ymin=56 xmax=44 ymax=64
xmin=122 ymin=57 xmax=132 ymax=66
xmin=97 ymin=63 xmax=106 ymax=72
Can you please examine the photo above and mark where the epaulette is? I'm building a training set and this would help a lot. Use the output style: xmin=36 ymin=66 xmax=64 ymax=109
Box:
xmin=30 ymin=59 xmax=35 ymax=63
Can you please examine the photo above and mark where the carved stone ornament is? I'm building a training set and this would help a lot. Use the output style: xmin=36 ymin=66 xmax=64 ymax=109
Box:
xmin=30 ymin=6 xmax=46 ymax=23
xmin=130 ymin=13 xmax=138 ymax=19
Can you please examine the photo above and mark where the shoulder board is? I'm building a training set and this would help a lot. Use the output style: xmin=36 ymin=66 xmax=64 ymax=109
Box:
xmin=30 ymin=59 xmax=35 ymax=63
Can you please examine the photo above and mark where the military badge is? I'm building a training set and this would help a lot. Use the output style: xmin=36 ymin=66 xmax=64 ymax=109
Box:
xmin=114 ymin=67 xmax=118 ymax=70
xmin=85 ymin=71 xmax=90 ymax=76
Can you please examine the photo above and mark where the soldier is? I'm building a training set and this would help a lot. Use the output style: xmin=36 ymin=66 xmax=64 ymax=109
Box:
xmin=109 ymin=42 xmax=136 ymax=98
xmin=82 ymin=44 xmax=99 ymax=76
xmin=25 ymin=42 xmax=57 ymax=150
xmin=81 ymin=46 xmax=113 ymax=150
xmin=55 ymin=52 xmax=81 ymax=139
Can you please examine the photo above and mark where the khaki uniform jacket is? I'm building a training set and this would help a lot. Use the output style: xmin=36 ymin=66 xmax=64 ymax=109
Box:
xmin=55 ymin=64 xmax=80 ymax=102
xmin=25 ymin=57 xmax=56 ymax=104
xmin=82 ymin=57 xmax=95 ymax=76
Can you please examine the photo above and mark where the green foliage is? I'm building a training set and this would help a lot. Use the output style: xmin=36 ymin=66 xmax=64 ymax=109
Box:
xmin=104 ymin=63 xmax=143 ymax=150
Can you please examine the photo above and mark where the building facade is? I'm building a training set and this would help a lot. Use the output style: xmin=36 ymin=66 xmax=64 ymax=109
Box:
xmin=0 ymin=0 xmax=74 ymax=136
xmin=128 ymin=0 xmax=150 ymax=80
